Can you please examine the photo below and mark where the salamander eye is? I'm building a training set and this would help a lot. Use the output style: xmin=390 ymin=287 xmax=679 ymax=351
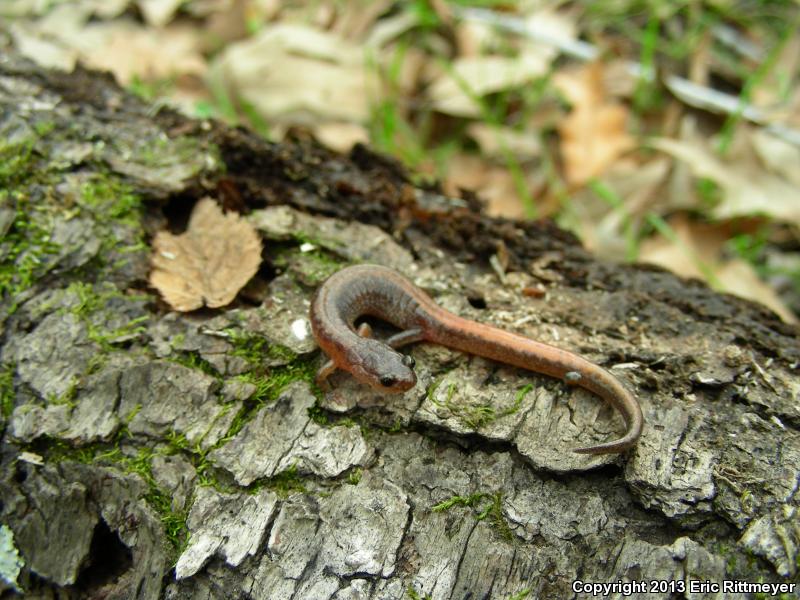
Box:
xmin=401 ymin=355 xmax=415 ymax=368
xmin=379 ymin=375 xmax=397 ymax=388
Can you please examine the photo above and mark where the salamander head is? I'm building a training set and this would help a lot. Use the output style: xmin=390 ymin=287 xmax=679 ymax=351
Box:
xmin=347 ymin=340 xmax=417 ymax=392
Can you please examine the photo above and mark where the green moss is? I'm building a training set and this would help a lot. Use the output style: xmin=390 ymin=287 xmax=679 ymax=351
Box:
xmin=175 ymin=355 xmax=321 ymax=492
xmin=266 ymin=343 xmax=299 ymax=363
xmin=406 ymin=587 xmax=432 ymax=600
xmin=0 ymin=139 xmax=37 ymax=188
xmin=171 ymin=351 xmax=220 ymax=378
xmin=346 ymin=467 xmax=362 ymax=485
xmin=271 ymin=242 xmax=346 ymax=286
xmin=508 ymin=590 xmax=532 ymax=600
xmin=262 ymin=464 xmax=307 ymax=498
xmin=428 ymin=378 xmax=496 ymax=430
xmin=432 ymin=492 xmax=487 ymax=513
xmin=225 ymin=329 xmax=298 ymax=366
xmin=108 ymin=446 xmax=189 ymax=557
xmin=47 ymin=383 xmax=77 ymax=408
xmin=231 ymin=333 xmax=269 ymax=363
xmin=129 ymin=135 xmax=209 ymax=171
xmin=386 ymin=419 xmax=404 ymax=433
xmin=224 ymin=355 xmax=318 ymax=441
xmin=40 ymin=439 xmax=83 ymax=463
xmin=78 ymin=178 xmax=142 ymax=225
xmin=433 ymin=491 xmax=514 ymax=542
xmin=498 ymin=384 xmax=533 ymax=418
xmin=307 ymin=403 xmax=330 ymax=426
xmin=33 ymin=121 xmax=56 ymax=137
xmin=68 ymin=281 xmax=106 ymax=316
xmin=462 ymin=404 xmax=495 ymax=429
xmin=0 ymin=365 xmax=14 ymax=420
xmin=0 ymin=195 xmax=61 ymax=310
xmin=127 ymin=75 xmax=175 ymax=102
xmin=46 ymin=437 xmax=193 ymax=559
xmin=476 ymin=492 xmax=514 ymax=542
xmin=124 ymin=404 xmax=142 ymax=424
xmin=62 ymin=282 xmax=151 ymax=353
xmin=88 ymin=315 xmax=149 ymax=349
xmin=297 ymin=249 xmax=344 ymax=283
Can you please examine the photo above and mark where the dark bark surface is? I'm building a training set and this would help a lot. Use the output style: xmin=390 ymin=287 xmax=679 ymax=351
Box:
xmin=1 ymin=46 xmax=798 ymax=600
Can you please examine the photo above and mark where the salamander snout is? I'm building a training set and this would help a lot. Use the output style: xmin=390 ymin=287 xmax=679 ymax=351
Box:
xmin=352 ymin=341 xmax=417 ymax=392
xmin=374 ymin=360 xmax=416 ymax=392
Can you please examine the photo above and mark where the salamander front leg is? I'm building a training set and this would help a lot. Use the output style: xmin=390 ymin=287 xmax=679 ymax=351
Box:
xmin=314 ymin=360 xmax=337 ymax=391
xmin=315 ymin=323 xmax=374 ymax=389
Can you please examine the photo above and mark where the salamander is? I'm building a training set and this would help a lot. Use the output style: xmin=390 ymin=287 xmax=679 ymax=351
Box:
xmin=309 ymin=264 xmax=643 ymax=454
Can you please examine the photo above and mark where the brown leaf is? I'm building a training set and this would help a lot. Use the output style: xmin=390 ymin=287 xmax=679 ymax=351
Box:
xmin=429 ymin=54 xmax=551 ymax=117
xmin=211 ymin=23 xmax=374 ymax=124
xmin=638 ymin=215 xmax=797 ymax=324
xmin=717 ymin=260 xmax=797 ymax=324
xmin=312 ymin=122 xmax=369 ymax=153
xmin=554 ymin=63 xmax=635 ymax=185
xmin=638 ymin=214 xmax=727 ymax=280
xmin=651 ymin=134 xmax=800 ymax=225
xmin=150 ymin=198 xmax=262 ymax=312
xmin=444 ymin=154 xmax=539 ymax=219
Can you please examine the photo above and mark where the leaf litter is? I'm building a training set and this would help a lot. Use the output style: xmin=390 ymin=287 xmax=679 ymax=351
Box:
xmin=150 ymin=198 xmax=262 ymax=312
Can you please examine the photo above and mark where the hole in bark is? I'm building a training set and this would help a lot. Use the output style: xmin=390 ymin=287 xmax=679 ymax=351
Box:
xmin=467 ymin=296 xmax=487 ymax=309
xmin=75 ymin=520 xmax=133 ymax=593
xmin=13 ymin=463 xmax=28 ymax=484
xmin=160 ymin=194 xmax=196 ymax=233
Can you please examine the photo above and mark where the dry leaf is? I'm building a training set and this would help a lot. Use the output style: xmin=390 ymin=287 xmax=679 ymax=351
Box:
xmin=312 ymin=122 xmax=369 ymax=153
xmin=638 ymin=215 xmax=796 ymax=323
xmin=137 ymin=0 xmax=183 ymax=27
xmin=77 ymin=21 xmax=206 ymax=85
xmin=651 ymin=136 xmax=800 ymax=225
xmin=14 ymin=5 xmax=205 ymax=85
xmin=8 ymin=2 xmax=91 ymax=70
xmin=522 ymin=8 xmax=577 ymax=60
xmin=365 ymin=11 xmax=418 ymax=47
xmin=638 ymin=214 xmax=728 ymax=279
xmin=752 ymin=33 xmax=800 ymax=109
xmin=428 ymin=54 xmax=551 ymax=117
xmin=150 ymin=198 xmax=262 ymax=311
xmin=9 ymin=22 xmax=79 ymax=71
xmin=717 ymin=260 xmax=797 ymax=324
xmin=752 ymin=129 xmax=800 ymax=187
xmin=567 ymin=158 xmax=670 ymax=260
xmin=444 ymin=154 xmax=534 ymax=219
xmin=332 ymin=0 xmax=395 ymax=39
xmin=210 ymin=23 xmax=375 ymax=124
xmin=467 ymin=123 xmax=541 ymax=159
xmin=554 ymin=63 xmax=635 ymax=186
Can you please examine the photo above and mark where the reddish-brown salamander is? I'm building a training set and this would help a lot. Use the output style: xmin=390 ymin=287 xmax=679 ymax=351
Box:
xmin=309 ymin=264 xmax=643 ymax=454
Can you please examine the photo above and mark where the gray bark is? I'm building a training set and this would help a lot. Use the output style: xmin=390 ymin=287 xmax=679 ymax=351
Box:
xmin=0 ymin=44 xmax=798 ymax=600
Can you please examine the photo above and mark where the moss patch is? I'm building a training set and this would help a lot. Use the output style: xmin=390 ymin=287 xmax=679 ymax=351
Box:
xmin=224 ymin=355 xmax=318 ymax=441
xmin=78 ymin=178 xmax=142 ymax=225
xmin=433 ymin=491 xmax=514 ymax=542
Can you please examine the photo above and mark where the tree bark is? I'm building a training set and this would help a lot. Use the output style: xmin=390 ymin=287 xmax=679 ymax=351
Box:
xmin=0 ymin=46 xmax=798 ymax=600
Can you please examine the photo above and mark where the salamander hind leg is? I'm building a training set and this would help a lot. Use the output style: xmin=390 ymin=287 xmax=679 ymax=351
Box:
xmin=385 ymin=328 xmax=424 ymax=349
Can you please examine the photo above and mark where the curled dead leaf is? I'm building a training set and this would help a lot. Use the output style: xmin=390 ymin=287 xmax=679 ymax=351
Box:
xmin=150 ymin=198 xmax=262 ymax=312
